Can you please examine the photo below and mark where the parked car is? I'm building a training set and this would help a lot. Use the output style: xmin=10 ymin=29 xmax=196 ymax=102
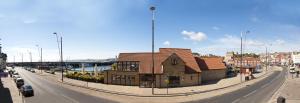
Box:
xmin=30 ymin=69 xmax=35 ymax=73
xmin=13 ymin=72 xmax=19 ymax=75
xmin=50 ymin=69 xmax=55 ymax=74
xmin=20 ymin=85 xmax=34 ymax=97
xmin=226 ymin=69 xmax=237 ymax=77
xmin=16 ymin=78 xmax=24 ymax=88
xmin=290 ymin=67 xmax=296 ymax=73
xmin=254 ymin=68 xmax=263 ymax=73
xmin=13 ymin=75 xmax=21 ymax=82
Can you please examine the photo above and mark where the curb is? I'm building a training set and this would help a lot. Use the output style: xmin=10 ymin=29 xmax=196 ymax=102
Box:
xmin=56 ymin=70 xmax=275 ymax=97
xmin=267 ymin=69 xmax=288 ymax=103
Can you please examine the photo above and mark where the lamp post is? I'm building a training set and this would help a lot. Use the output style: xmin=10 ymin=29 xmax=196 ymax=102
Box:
xmin=36 ymin=45 xmax=42 ymax=73
xmin=150 ymin=6 xmax=155 ymax=95
xmin=54 ymin=32 xmax=64 ymax=82
xmin=240 ymin=31 xmax=250 ymax=83
xmin=27 ymin=50 xmax=32 ymax=67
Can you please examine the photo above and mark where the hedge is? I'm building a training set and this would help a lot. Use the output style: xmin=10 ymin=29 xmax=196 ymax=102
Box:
xmin=65 ymin=72 xmax=104 ymax=83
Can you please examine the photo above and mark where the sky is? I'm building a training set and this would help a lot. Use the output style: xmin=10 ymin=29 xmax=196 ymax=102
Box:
xmin=0 ymin=0 xmax=300 ymax=62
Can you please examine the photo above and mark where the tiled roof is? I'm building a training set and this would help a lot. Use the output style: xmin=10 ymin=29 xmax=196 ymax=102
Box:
xmin=117 ymin=48 xmax=201 ymax=74
xmin=195 ymin=57 xmax=226 ymax=70
xmin=159 ymin=48 xmax=201 ymax=73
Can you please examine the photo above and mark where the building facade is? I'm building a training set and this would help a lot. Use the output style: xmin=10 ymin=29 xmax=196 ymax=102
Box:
xmin=104 ymin=48 xmax=202 ymax=88
xmin=195 ymin=57 xmax=226 ymax=82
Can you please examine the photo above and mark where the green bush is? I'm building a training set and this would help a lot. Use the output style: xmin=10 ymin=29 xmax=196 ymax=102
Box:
xmin=65 ymin=72 xmax=104 ymax=83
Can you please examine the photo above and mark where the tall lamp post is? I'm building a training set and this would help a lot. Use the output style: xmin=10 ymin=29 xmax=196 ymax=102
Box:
xmin=240 ymin=30 xmax=250 ymax=83
xmin=54 ymin=32 xmax=64 ymax=82
xmin=150 ymin=6 xmax=155 ymax=95
xmin=36 ymin=45 xmax=42 ymax=73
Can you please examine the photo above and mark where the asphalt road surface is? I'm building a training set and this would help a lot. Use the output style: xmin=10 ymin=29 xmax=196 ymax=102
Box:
xmin=16 ymin=68 xmax=117 ymax=103
xmin=188 ymin=66 xmax=287 ymax=103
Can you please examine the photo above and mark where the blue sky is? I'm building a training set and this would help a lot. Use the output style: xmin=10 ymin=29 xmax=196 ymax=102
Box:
xmin=1 ymin=0 xmax=300 ymax=62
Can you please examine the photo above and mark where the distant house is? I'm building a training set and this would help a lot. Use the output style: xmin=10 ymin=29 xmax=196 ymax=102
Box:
xmin=104 ymin=48 xmax=201 ymax=88
xmin=195 ymin=57 xmax=226 ymax=82
xmin=233 ymin=57 xmax=261 ymax=75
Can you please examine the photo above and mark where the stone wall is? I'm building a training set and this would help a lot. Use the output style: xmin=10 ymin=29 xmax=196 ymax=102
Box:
xmin=104 ymin=70 xmax=139 ymax=86
xmin=201 ymin=69 xmax=226 ymax=82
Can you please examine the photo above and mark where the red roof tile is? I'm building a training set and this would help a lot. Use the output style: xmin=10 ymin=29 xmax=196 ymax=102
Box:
xmin=195 ymin=57 xmax=226 ymax=70
xmin=117 ymin=48 xmax=201 ymax=74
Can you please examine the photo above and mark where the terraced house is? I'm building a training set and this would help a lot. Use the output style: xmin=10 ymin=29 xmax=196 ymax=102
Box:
xmin=104 ymin=48 xmax=227 ymax=88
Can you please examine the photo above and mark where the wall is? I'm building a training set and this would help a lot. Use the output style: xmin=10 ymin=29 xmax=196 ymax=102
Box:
xmin=201 ymin=69 xmax=226 ymax=82
xmin=104 ymin=70 xmax=139 ymax=86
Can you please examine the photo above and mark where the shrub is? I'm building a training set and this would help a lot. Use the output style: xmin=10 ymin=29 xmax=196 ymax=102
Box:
xmin=65 ymin=72 xmax=104 ymax=83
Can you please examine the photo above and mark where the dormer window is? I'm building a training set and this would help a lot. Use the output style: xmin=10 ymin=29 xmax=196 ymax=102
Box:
xmin=171 ymin=58 xmax=178 ymax=65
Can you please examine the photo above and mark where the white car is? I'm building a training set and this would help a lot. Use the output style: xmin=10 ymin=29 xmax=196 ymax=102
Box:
xmin=13 ymin=75 xmax=21 ymax=82
xmin=290 ymin=67 xmax=296 ymax=73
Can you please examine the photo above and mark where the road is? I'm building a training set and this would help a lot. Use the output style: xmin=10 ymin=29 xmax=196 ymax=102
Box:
xmin=16 ymin=67 xmax=117 ymax=103
xmin=188 ymin=66 xmax=287 ymax=103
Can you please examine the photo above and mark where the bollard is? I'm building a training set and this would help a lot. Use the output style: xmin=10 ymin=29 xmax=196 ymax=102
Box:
xmin=277 ymin=96 xmax=285 ymax=103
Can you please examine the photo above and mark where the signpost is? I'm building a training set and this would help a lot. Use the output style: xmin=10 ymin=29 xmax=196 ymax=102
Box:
xmin=165 ymin=77 xmax=169 ymax=95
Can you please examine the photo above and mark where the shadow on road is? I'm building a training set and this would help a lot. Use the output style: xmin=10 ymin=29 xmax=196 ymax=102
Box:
xmin=0 ymin=77 xmax=13 ymax=103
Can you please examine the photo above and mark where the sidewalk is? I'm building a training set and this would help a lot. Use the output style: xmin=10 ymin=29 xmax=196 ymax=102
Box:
xmin=269 ymin=70 xmax=300 ymax=103
xmin=0 ymin=76 xmax=23 ymax=103
xmin=39 ymin=66 xmax=276 ymax=97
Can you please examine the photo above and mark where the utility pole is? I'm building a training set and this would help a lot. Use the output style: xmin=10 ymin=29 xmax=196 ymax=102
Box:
xmin=21 ymin=53 xmax=23 ymax=67
xmin=40 ymin=48 xmax=43 ymax=73
xmin=240 ymin=32 xmax=243 ymax=83
xmin=60 ymin=37 xmax=63 ymax=82
xmin=265 ymin=46 xmax=268 ymax=72
xmin=240 ymin=31 xmax=250 ymax=83
xmin=150 ymin=6 xmax=155 ymax=95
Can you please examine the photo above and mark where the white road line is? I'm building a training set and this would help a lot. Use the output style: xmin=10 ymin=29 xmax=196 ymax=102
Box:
xmin=260 ymin=83 xmax=270 ymax=89
xmin=243 ymin=90 xmax=257 ymax=98
xmin=232 ymin=98 xmax=241 ymax=103
xmin=61 ymin=94 xmax=80 ymax=103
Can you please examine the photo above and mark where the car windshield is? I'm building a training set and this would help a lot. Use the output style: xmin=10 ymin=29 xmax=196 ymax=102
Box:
xmin=25 ymin=86 xmax=33 ymax=90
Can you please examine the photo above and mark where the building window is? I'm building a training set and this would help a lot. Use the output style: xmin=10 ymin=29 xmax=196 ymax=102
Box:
xmin=171 ymin=58 xmax=178 ymax=65
xmin=190 ymin=76 xmax=193 ymax=80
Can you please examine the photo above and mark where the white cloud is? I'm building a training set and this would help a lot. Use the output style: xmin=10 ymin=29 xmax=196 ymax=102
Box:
xmin=181 ymin=30 xmax=207 ymax=42
xmin=163 ymin=41 xmax=170 ymax=46
xmin=212 ymin=26 xmax=220 ymax=30
xmin=23 ymin=19 xmax=37 ymax=24
xmin=275 ymin=39 xmax=285 ymax=45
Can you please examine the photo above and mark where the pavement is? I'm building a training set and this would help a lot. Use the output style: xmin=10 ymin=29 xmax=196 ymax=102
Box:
xmin=8 ymin=66 xmax=282 ymax=103
xmin=188 ymin=66 xmax=286 ymax=103
xmin=15 ymin=67 xmax=118 ymax=103
xmin=0 ymin=76 xmax=23 ymax=103
xmin=38 ymin=66 xmax=273 ymax=97
xmin=269 ymin=67 xmax=300 ymax=103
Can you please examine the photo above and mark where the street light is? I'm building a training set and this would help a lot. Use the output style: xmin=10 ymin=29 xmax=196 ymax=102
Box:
xmin=54 ymin=32 xmax=64 ymax=82
xmin=27 ymin=50 xmax=32 ymax=67
xmin=36 ymin=45 xmax=42 ymax=73
xmin=150 ymin=6 xmax=155 ymax=95
xmin=240 ymin=30 xmax=250 ymax=83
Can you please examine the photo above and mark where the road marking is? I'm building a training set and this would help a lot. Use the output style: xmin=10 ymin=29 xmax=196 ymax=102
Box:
xmin=260 ymin=83 xmax=270 ymax=89
xmin=232 ymin=98 xmax=240 ymax=103
xmin=61 ymin=94 xmax=80 ymax=103
xmin=243 ymin=90 xmax=257 ymax=98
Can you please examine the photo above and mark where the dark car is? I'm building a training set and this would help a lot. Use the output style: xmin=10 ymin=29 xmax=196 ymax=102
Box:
xmin=226 ymin=70 xmax=237 ymax=78
xmin=16 ymin=78 xmax=24 ymax=88
xmin=20 ymin=85 xmax=34 ymax=97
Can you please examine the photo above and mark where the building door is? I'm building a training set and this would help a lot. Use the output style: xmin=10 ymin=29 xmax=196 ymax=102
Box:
xmin=168 ymin=76 xmax=180 ymax=87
